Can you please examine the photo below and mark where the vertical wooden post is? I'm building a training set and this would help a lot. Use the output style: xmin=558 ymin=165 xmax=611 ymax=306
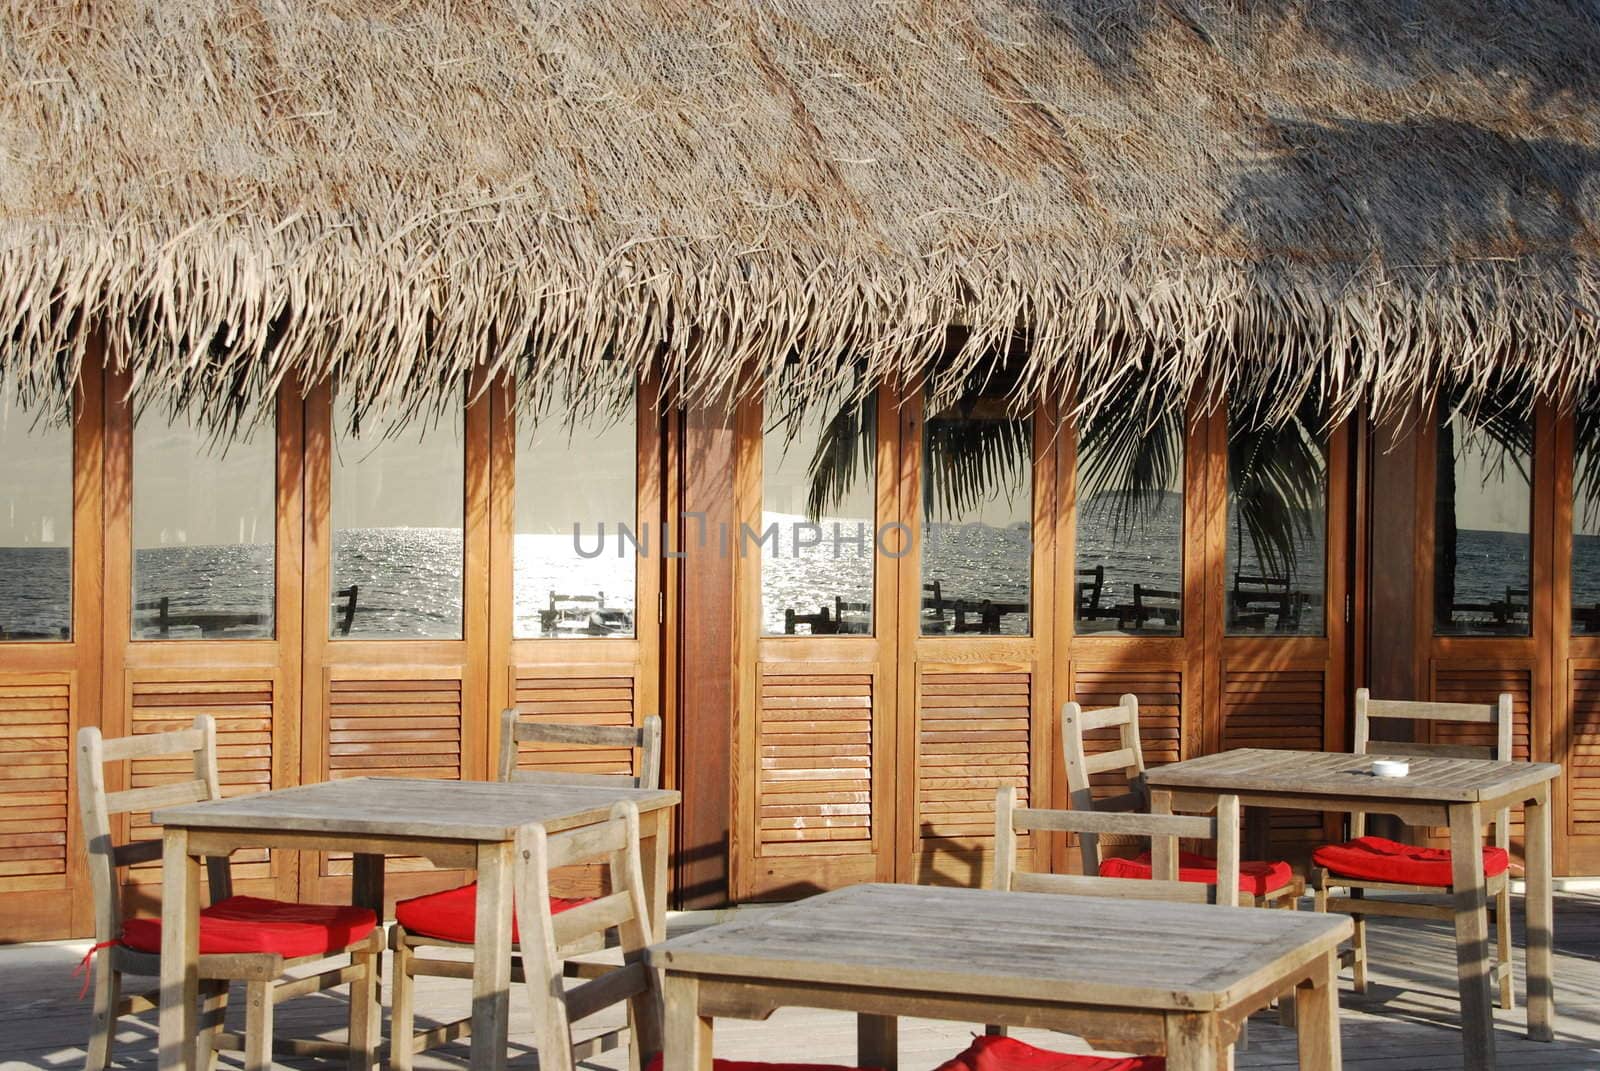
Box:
xmin=677 ymin=404 xmax=735 ymax=906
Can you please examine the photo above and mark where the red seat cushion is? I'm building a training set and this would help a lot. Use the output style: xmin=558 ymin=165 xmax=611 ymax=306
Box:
xmin=120 ymin=895 xmax=376 ymax=958
xmin=933 ymin=1034 xmax=1162 ymax=1071
xmin=1312 ymin=835 xmax=1511 ymax=888
xmin=394 ymin=881 xmax=589 ymax=944
xmin=646 ymin=1059 xmax=876 ymax=1071
xmin=1098 ymin=850 xmax=1294 ymax=897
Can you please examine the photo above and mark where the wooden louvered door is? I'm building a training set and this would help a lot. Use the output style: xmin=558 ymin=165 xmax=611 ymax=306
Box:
xmin=732 ymin=393 xmax=899 ymax=899
xmin=297 ymin=383 xmax=490 ymax=905
xmin=1413 ymin=406 xmax=1554 ymax=868
xmin=1206 ymin=415 xmax=1352 ymax=858
xmin=488 ymin=384 xmax=664 ymax=796
xmin=894 ymin=388 xmax=1057 ymax=886
xmin=101 ymin=373 xmax=302 ymax=907
xmin=1058 ymin=401 xmax=1210 ymax=871
xmin=0 ymin=366 xmax=99 ymax=940
xmin=1554 ymin=414 xmax=1597 ymax=874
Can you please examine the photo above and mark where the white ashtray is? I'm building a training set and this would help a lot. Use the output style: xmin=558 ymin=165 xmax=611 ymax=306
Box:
xmin=1372 ymin=759 xmax=1410 ymax=778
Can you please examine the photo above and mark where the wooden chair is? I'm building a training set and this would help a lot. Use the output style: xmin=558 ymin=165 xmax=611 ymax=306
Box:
xmin=975 ymin=786 xmax=1240 ymax=1069
xmin=78 ymin=715 xmax=381 ymax=1071
xmin=782 ymin=605 xmax=837 ymax=635
xmin=495 ymin=708 xmax=663 ymax=789
xmin=390 ymin=710 xmax=663 ymax=1069
xmin=1123 ymin=584 xmax=1181 ymax=631
xmin=514 ymin=800 xmax=661 ymax=1071
xmin=996 ymin=784 xmax=1241 ymax=906
xmin=833 ymin=596 xmax=871 ymax=634
xmin=1310 ymin=689 xmax=1516 ymax=1008
xmin=1063 ymin=696 xmax=1302 ymax=907
xmin=515 ymin=801 xmax=878 ymax=1071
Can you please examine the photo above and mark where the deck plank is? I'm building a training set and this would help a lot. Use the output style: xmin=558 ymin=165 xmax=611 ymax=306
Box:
xmin=3 ymin=893 xmax=1600 ymax=1070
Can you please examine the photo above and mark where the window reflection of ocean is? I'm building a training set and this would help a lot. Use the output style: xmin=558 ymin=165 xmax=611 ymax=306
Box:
xmin=0 ymin=528 xmax=1573 ymax=641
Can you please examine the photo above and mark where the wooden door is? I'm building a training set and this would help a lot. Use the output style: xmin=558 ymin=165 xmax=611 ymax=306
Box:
xmin=1204 ymin=410 xmax=1353 ymax=857
xmin=1056 ymin=400 xmax=1208 ymax=863
xmin=0 ymin=363 xmax=101 ymax=940
xmin=102 ymin=372 xmax=302 ymax=910
xmin=732 ymin=391 xmax=899 ymax=899
xmin=487 ymin=382 xmax=665 ymax=834
xmin=894 ymin=386 xmax=1056 ymax=886
xmin=1413 ymin=404 xmax=1552 ymax=860
xmin=1549 ymin=410 xmax=1590 ymax=872
xmin=298 ymin=383 xmax=490 ymax=904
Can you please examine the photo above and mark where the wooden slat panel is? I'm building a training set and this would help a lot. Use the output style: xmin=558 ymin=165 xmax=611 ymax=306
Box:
xmin=1070 ymin=666 xmax=1181 ymax=849
xmin=0 ymin=675 xmax=70 ymax=888
xmin=917 ymin=667 xmax=1030 ymax=848
xmin=1073 ymin=665 xmax=1181 ymax=780
xmin=1431 ymin=663 xmax=1533 ymax=841
xmin=511 ymin=669 xmax=636 ymax=780
xmin=1221 ymin=667 xmax=1325 ymax=846
xmin=1569 ymin=665 xmax=1600 ymax=837
xmin=758 ymin=668 xmax=873 ymax=854
xmin=324 ymin=674 xmax=463 ymax=875
xmin=126 ymin=676 xmax=274 ymax=882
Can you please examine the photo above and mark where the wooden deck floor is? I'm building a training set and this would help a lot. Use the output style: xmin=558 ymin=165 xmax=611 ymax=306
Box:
xmin=4 ymin=892 xmax=1600 ymax=1071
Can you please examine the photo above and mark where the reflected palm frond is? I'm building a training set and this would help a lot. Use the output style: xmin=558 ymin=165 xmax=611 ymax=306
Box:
xmin=1228 ymin=394 xmax=1328 ymax=578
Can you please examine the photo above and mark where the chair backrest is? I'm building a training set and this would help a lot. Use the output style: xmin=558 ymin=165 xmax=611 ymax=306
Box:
xmin=1075 ymin=566 xmax=1104 ymax=615
xmin=994 ymin=786 xmax=1240 ymax=907
xmin=1351 ymin=688 xmax=1514 ymax=841
xmin=1061 ymin=697 xmax=1148 ymax=873
xmin=514 ymin=801 xmax=661 ymax=1071
xmin=77 ymin=715 xmax=229 ymax=943
xmin=497 ymin=709 xmax=663 ymax=790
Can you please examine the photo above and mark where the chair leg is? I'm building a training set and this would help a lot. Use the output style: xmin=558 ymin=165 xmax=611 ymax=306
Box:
xmin=243 ymin=978 xmax=273 ymax=1071
xmin=390 ymin=935 xmax=416 ymax=1071
xmin=347 ymin=939 xmax=382 ymax=1071
xmin=198 ymin=979 xmax=230 ymax=1071
xmin=84 ymin=959 xmax=120 ymax=1071
xmin=1351 ymin=918 xmax=1369 ymax=994
xmin=1496 ymin=881 xmax=1516 ymax=1011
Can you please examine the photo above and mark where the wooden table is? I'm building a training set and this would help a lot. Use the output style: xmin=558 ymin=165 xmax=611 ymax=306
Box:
xmin=152 ymin=776 xmax=679 ymax=1071
xmin=1145 ymin=748 xmax=1560 ymax=1070
xmin=650 ymin=883 xmax=1352 ymax=1071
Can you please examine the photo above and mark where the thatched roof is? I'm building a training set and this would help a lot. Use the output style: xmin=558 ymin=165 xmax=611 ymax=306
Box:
xmin=3 ymin=1 xmax=1600 ymax=427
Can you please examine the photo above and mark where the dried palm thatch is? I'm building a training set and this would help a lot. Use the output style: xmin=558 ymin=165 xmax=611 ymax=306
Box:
xmin=2 ymin=0 xmax=1599 ymax=431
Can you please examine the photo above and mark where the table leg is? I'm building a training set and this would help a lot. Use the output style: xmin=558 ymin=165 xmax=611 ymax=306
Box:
xmin=1294 ymin=951 xmax=1341 ymax=1071
xmin=348 ymin=853 xmax=385 ymax=1071
xmin=663 ymin=973 xmax=713 ymax=1071
xmin=1525 ymin=783 xmax=1556 ymax=1041
xmin=158 ymin=828 xmax=200 ymax=1071
xmin=470 ymin=841 xmax=516 ymax=1071
xmin=1163 ymin=1012 xmax=1220 ymax=1071
xmin=642 ymin=807 xmax=671 ymax=941
xmin=857 ymin=1014 xmax=898 ymax=1071
xmin=1449 ymin=801 xmax=1496 ymax=1071
xmin=1245 ymin=806 xmax=1271 ymax=864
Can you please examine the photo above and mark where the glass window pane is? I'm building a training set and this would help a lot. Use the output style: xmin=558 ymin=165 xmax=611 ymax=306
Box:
xmin=331 ymin=395 xmax=464 ymax=639
xmin=133 ymin=405 xmax=275 ymax=640
xmin=0 ymin=394 xmax=71 ymax=641
xmin=761 ymin=391 xmax=876 ymax=636
xmin=515 ymin=394 xmax=637 ymax=639
xmin=1575 ymin=412 xmax=1600 ymax=634
xmin=1225 ymin=401 xmax=1328 ymax=635
xmin=1074 ymin=396 xmax=1183 ymax=636
xmin=1434 ymin=406 xmax=1532 ymax=636
xmin=921 ymin=376 xmax=1031 ymax=636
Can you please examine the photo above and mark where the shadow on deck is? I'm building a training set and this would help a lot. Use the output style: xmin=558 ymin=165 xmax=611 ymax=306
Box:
xmin=4 ymin=893 xmax=1600 ymax=1070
